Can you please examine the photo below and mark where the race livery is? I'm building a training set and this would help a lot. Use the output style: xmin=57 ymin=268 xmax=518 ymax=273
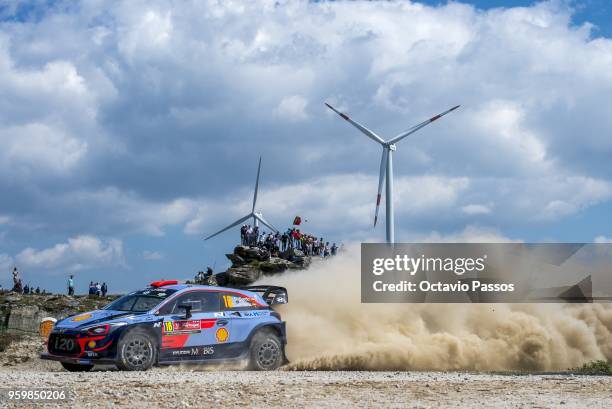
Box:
xmin=40 ymin=281 xmax=288 ymax=372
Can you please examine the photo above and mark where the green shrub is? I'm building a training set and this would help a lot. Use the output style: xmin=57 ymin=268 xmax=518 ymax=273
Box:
xmin=575 ymin=360 xmax=612 ymax=375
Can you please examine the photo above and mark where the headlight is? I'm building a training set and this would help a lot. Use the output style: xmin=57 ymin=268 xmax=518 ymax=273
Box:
xmin=84 ymin=322 xmax=127 ymax=335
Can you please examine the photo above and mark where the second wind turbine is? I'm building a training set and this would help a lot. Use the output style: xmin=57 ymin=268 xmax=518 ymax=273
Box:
xmin=325 ymin=102 xmax=460 ymax=243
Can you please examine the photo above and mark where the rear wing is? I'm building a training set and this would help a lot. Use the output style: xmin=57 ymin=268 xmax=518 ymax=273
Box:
xmin=242 ymin=285 xmax=288 ymax=305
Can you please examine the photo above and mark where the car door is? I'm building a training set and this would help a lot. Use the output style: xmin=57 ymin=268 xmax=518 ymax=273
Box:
xmin=220 ymin=292 xmax=263 ymax=347
xmin=157 ymin=290 xmax=229 ymax=361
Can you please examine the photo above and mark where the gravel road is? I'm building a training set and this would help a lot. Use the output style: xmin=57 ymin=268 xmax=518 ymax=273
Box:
xmin=1 ymin=338 xmax=610 ymax=408
xmin=1 ymin=366 xmax=611 ymax=409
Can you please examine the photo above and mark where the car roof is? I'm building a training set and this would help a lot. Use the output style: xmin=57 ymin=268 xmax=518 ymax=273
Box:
xmin=147 ymin=284 xmax=257 ymax=298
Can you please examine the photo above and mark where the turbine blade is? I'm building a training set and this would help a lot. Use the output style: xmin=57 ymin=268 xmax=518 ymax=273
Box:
xmin=252 ymin=157 xmax=261 ymax=213
xmin=255 ymin=214 xmax=278 ymax=233
xmin=374 ymin=148 xmax=388 ymax=227
xmin=325 ymin=102 xmax=385 ymax=145
xmin=204 ymin=214 xmax=252 ymax=241
xmin=388 ymin=105 xmax=460 ymax=145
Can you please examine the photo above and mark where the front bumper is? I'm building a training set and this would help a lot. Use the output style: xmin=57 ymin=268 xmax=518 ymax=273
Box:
xmin=40 ymin=352 xmax=117 ymax=366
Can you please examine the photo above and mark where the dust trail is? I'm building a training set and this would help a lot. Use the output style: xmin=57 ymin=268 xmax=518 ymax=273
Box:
xmin=262 ymin=245 xmax=612 ymax=371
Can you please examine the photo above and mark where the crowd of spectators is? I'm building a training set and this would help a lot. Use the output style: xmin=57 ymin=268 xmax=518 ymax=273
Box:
xmin=240 ymin=223 xmax=339 ymax=258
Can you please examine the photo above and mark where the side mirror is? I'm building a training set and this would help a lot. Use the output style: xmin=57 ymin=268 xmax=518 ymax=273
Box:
xmin=178 ymin=304 xmax=192 ymax=319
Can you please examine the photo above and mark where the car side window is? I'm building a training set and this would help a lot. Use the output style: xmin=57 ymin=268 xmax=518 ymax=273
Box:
xmin=158 ymin=291 xmax=220 ymax=315
xmin=221 ymin=293 xmax=258 ymax=311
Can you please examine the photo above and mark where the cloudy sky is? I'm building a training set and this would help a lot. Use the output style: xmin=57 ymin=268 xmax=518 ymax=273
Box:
xmin=1 ymin=0 xmax=611 ymax=293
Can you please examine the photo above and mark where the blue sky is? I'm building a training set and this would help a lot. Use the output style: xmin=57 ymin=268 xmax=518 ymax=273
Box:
xmin=1 ymin=0 xmax=612 ymax=293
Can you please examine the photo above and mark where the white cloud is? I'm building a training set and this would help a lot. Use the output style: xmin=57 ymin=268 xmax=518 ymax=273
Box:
xmin=143 ymin=250 xmax=164 ymax=260
xmin=185 ymin=173 xmax=469 ymax=236
xmin=462 ymin=204 xmax=491 ymax=215
xmin=594 ymin=236 xmax=612 ymax=244
xmin=0 ymin=253 xmax=13 ymax=271
xmin=0 ymin=0 xmax=611 ymax=261
xmin=274 ymin=95 xmax=309 ymax=121
xmin=15 ymin=235 xmax=124 ymax=274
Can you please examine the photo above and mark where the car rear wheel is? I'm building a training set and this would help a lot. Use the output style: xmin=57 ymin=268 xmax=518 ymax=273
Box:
xmin=61 ymin=362 xmax=94 ymax=372
xmin=248 ymin=330 xmax=283 ymax=371
xmin=116 ymin=329 xmax=157 ymax=371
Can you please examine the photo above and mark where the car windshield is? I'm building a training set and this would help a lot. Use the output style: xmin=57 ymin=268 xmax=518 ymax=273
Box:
xmin=104 ymin=288 xmax=177 ymax=312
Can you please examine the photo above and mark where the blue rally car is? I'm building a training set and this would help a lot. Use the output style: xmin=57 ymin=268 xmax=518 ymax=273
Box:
xmin=40 ymin=281 xmax=288 ymax=371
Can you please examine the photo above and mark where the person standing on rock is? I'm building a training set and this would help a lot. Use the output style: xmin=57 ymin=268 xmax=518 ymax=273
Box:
xmin=12 ymin=267 xmax=22 ymax=292
xmin=240 ymin=225 xmax=248 ymax=245
xmin=67 ymin=275 xmax=75 ymax=296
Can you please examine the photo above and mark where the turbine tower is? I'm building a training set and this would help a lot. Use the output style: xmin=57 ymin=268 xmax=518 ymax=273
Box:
xmin=325 ymin=103 xmax=460 ymax=243
xmin=204 ymin=157 xmax=278 ymax=241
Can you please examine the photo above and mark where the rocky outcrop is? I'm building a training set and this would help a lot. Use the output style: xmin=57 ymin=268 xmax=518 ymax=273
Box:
xmin=221 ymin=245 xmax=312 ymax=286
xmin=0 ymin=293 xmax=118 ymax=335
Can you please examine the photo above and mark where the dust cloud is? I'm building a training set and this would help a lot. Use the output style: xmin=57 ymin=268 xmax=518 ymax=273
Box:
xmin=263 ymin=245 xmax=612 ymax=371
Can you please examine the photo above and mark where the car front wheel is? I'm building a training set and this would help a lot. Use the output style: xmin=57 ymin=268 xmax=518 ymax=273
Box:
xmin=248 ymin=330 xmax=283 ymax=371
xmin=116 ymin=329 xmax=157 ymax=371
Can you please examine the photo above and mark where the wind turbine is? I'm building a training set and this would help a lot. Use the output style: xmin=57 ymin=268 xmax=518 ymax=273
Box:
xmin=204 ymin=157 xmax=278 ymax=241
xmin=325 ymin=102 xmax=460 ymax=243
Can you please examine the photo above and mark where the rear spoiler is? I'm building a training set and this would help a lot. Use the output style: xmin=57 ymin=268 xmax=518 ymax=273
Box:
xmin=242 ymin=285 xmax=288 ymax=305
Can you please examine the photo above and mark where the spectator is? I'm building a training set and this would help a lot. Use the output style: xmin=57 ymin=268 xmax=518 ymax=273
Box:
xmin=240 ymin=224 xmax=246 ymax=245
xmin=95 ymin=282 xmax=101 ymax=296
xmin=12 ymin=267 xmax=22 ymax=293
xmin=24 ymin=284 xmax=30 ymax=294
xmin=88 ymin=281 xmax=95 ymax=295
xmin=35 ymin=286 xmax=40 ymax=294
xmin=101 ymin=282 xmax=108 ymax=297
xmin=331 ymin=243 xmax=338 ymax=256
xmin=67 ymin=274 xmax=75 ymax=296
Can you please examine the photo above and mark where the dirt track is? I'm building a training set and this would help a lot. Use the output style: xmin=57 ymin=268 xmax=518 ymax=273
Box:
xmin=0 ymin=338 xmax=611 ymax=408
xmin=1 ymin=366 xmax=611 ymax=408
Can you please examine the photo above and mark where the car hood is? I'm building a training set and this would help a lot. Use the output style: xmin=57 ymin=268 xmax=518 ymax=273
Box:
xmin=55 ymin=309 xmax=141 ymax=329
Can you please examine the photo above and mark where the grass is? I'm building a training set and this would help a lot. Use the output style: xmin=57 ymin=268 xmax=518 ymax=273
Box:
xmin=574 ymin=360 xmax=612 ymax=376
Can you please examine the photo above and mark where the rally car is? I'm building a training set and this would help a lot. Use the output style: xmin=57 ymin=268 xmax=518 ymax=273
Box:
xmin=40 ymin=281 xmax=288 ymax=372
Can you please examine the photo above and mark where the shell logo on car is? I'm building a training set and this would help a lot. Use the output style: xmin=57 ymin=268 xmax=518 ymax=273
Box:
xmin=216 ymin=327 xmax=229 ymax=343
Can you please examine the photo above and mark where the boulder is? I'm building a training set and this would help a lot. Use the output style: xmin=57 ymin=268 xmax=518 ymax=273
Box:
xmin=226 ymin=267 xmax=262 ymax=286
xmin=226 ymin=253 xmax=246 ymax=267
xmin=234 ymin=245 xmax=270 ymax=262
xmin=281 ymin=248 xmax=305 ymax=260
xmin=260 ymin=258 xmax=293 ymax=274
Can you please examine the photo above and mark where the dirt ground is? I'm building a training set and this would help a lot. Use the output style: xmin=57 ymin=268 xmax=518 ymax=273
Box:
xmin=0 ymin=337 xmax=610 ymax=408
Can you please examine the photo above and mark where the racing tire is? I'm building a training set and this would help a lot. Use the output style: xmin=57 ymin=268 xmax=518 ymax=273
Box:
xmin=248 ymin=329 xmax=284 ymax=371
xmin=116 ymin=328 xmax=157 ymax=371
xmin=61 ymin=362 xmax=94 ymax=372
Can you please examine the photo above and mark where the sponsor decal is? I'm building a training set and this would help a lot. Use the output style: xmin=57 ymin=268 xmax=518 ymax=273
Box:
xmin=161 ymin=334 xmax=189 ymax=349
xmin=163 ymin=319 xmax=217 ymax=334
xmin=171 ymin=346 xmax=215 ymax=356
xmin=216 ymin=327 xmax=229 ymax=343
xmin=153 ymin=322 xmax=161 ymax=328
xmin=223 ymin=295 xmax=259 ymax=308
xmin=240 ymin=311 xmax=267 ymax=317
xmin=173 ymin=320 xmax=201 ymax=331
xmin=214 ymin=312 xmax=225 ymax=317
xmin=72 ymin=313 xmax=92 ymax=322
